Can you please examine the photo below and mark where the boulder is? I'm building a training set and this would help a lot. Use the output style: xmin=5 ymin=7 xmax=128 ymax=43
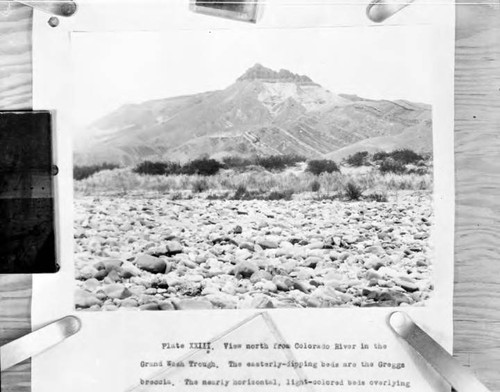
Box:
xmin=83 ymin=278 xmax=100 ymax=292
xmin=103 ymin=283 xmax=133 ymax=299
xmin=279 ymin=260 xmax=298 ymax=274
xmin=106 ymin=269 xmax=121 ymax=282
xmin=206 ymin=294 xmax=237 ymax=309
xmin=232 ymin=261 xmax=258 ymax=279
xmin=239 ymin=242 xmax=255 ymax=251
xmin=293 ymin=281 xmax=312 ymax=294
xmin=251 ymin=295 xmax=274 ymax=309
xmin=139 ymin=303 xmax=160 ymax=311
xmin=293 ymin=267 xmax=315 ymax=280
xmin=186 ymin=274 xmax=204 ymax=283
xmin=121 ymin=298 xmax=139 ymax=307
xmin=136 ymin=254 xmax=167 ymax=274
xmin=343 ymin=235 xmax=359 ymax=244
xmin=365 ymin=269 xmax=382 ymax=281
xmin=159 ymin=300 xmax=175 ymax=310
xmin=194 ymin=253 xmax=210 ymax=264
xmin=365 ymin=245 xmax=384 ymax=256
xmin=364 ymin=255 xmax=384 ymax=270
xmin=378 ymin=290 xmax=412 ymax=305
xmin=94 ymin=269 xmax=108 ymax=281
xmin=166 ymin=240 xmax=183 ymax=255
xmin=261 ymin=281 xmax=278 ymax=293
xmin=272 ymin=275 xmax=293 ymax=291
xmin=234 ymin=248 xmax=253 ymax=261
xmin=257 ymin=239 xmax=279 ymax=249
xmin=120 ymin=262 xmax=142 ymax=279
xmin=305 ymin=297 xmax=323 ymax=308
xmin=76 ymin=265 xmax=99 ymax=280
xmin=394 ymin=277 xmax=419 ymax=293
xmin=304 ymin=256 xmax=322 ymax=269
xmin=307 ymin=241 xmax=324 ymax=250
xmin=99 ymin=259 xmax=124 ymax=273
xmin=175 ymin=299 xmax=214 ymax=310
xmin=249 ymin=270 xmax=273 ymax=283
xmin=75 ymin=289 xmax=102 ymax=308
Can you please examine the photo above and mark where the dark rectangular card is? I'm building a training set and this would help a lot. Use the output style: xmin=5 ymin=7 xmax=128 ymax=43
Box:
xmin=0 ymin=111 xmax=58 ymax=273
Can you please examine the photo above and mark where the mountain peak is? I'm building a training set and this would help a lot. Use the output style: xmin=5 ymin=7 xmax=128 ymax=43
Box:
xmin=237 ymin=63 xmax=315 ymax=84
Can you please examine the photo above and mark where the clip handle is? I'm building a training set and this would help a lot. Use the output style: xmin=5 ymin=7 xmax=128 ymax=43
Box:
xmin=0 ymin=316 xmax=81 ymax=372
xmin=389 ymin=312 xmax=490 ymax=392
xmin=17 ymin=0 xmax=77 ymax=17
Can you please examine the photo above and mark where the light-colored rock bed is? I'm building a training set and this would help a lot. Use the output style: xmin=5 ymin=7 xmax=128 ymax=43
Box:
xmin=74 ymin=191 xmax=433 ymax=311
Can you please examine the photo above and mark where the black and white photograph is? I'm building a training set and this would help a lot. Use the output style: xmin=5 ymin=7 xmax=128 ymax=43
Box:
xmin=71 ymin=26 xmax=435 ymax=311
xmin=24 ymin=1 xmax=464 ymax=391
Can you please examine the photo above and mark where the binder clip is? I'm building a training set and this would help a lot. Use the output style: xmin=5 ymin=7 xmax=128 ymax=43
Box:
xmin=389 ymin=312 xmax=491 ymax=392
xmin=367 ymin=0 xmax=416 ymax=22
xmin=190 ymin=0 xmax=262 ymax=23
xmin=12 ymin=0 xmax=77 ymax=27
xmin=15 ymin=0 xmax=77 ymax=21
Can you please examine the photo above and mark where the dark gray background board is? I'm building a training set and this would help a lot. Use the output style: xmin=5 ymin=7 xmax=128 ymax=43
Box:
xmin=0 ymin=111 xmax=58 ymax=274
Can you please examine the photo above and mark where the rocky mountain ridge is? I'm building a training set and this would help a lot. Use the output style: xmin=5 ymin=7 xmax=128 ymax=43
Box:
xmin=237 ymin=63 xmax=317 ymax=85
xmin=74 ymin=64 xmax=432 ymax=166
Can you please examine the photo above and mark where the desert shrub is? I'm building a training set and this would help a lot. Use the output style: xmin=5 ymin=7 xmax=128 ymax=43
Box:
xmin=133 ymin=161 xmax=167 ymax=175
xmin=366 ymin=191 xmax=388 ymax=202
xmin=170 ymin=192 xmax=183 ymax=200
xmin=73 ymin=163 xmax=119 ymax=181
xmin=310 ymin=180 xmax=321 ymax=192
xmin=74 ymin=163 xmax=432 ymax=197
xmin=183 ymin=158 xmax=222 ymax=176
xmin=406 ymin=166 xmax=429 ymax=175
xmin=346 ymin=151 xmax=369 ymax=167
xmin=256 ymin=154 xmax=305 ymax=171
xmin=313 ymin=194 xmax=339 ymax=202
xmin=373 ymin=149 xmax=423 ymax=165
xmin=280 ymin=154 xmax=307 ymax=165
xmin=344 ymin=181 xmax=363 ymax=201
xmin=390 ymin=149 xmax=423 ymax=165
xmin=231 ymin=184 xmax=279 ymax=200
xmin=373 ymin=151 xmax=389 ymax=162
xmin=206 ymin=192 xmax=230 ymax=200
xmin=133 ymin=161 xmax=182 ymax=176
xmin=417 ymin=177 xmax=431 ymax=190
xmin=382 ymin=173 xmax=432 ymax=191
xmin=151 ymin=181 xmax=171 ymax=193
xmin=257 ymin=156 xmax=287 ymax=171
xmin=191 ymin=179 xmax=209 ymax=193
xmin=165 ymin=162 xmax=182 ymax=175
xmin=266 ymin=189 xmax=294 ymax=201
xmin=222 ymin=156 xmax=255 ymax=169
xmin=232 ymin=185 xmax=249 ymax=200
xmin=379 ymin=158 xmax=407 ymax=174
xmin=306 ymin=160 xmax=340 ymax=175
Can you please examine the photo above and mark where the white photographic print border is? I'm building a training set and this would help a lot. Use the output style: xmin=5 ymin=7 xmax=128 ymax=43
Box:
xmin=30 ymin=1 xmax=455 ymax=391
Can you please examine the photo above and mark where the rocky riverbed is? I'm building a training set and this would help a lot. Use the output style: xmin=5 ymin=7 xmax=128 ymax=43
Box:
xmin=74 ymin=192 xmax=433 ymax=311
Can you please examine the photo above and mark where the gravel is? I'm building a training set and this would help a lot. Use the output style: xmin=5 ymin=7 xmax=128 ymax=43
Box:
xmin=73 ymin=191 xmax=433 ymax=311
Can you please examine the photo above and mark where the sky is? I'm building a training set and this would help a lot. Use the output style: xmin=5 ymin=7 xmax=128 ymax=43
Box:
xmin=71 ymin=1 xmax=434 ymax=128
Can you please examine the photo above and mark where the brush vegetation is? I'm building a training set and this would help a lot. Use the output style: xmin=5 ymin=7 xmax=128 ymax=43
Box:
xmin=74 ymin=149 xmax=432 ymax=202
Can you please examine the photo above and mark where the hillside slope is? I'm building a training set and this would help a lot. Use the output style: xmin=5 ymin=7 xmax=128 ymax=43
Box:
xmin=74 ymin=64 xmax=432 ymax=165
